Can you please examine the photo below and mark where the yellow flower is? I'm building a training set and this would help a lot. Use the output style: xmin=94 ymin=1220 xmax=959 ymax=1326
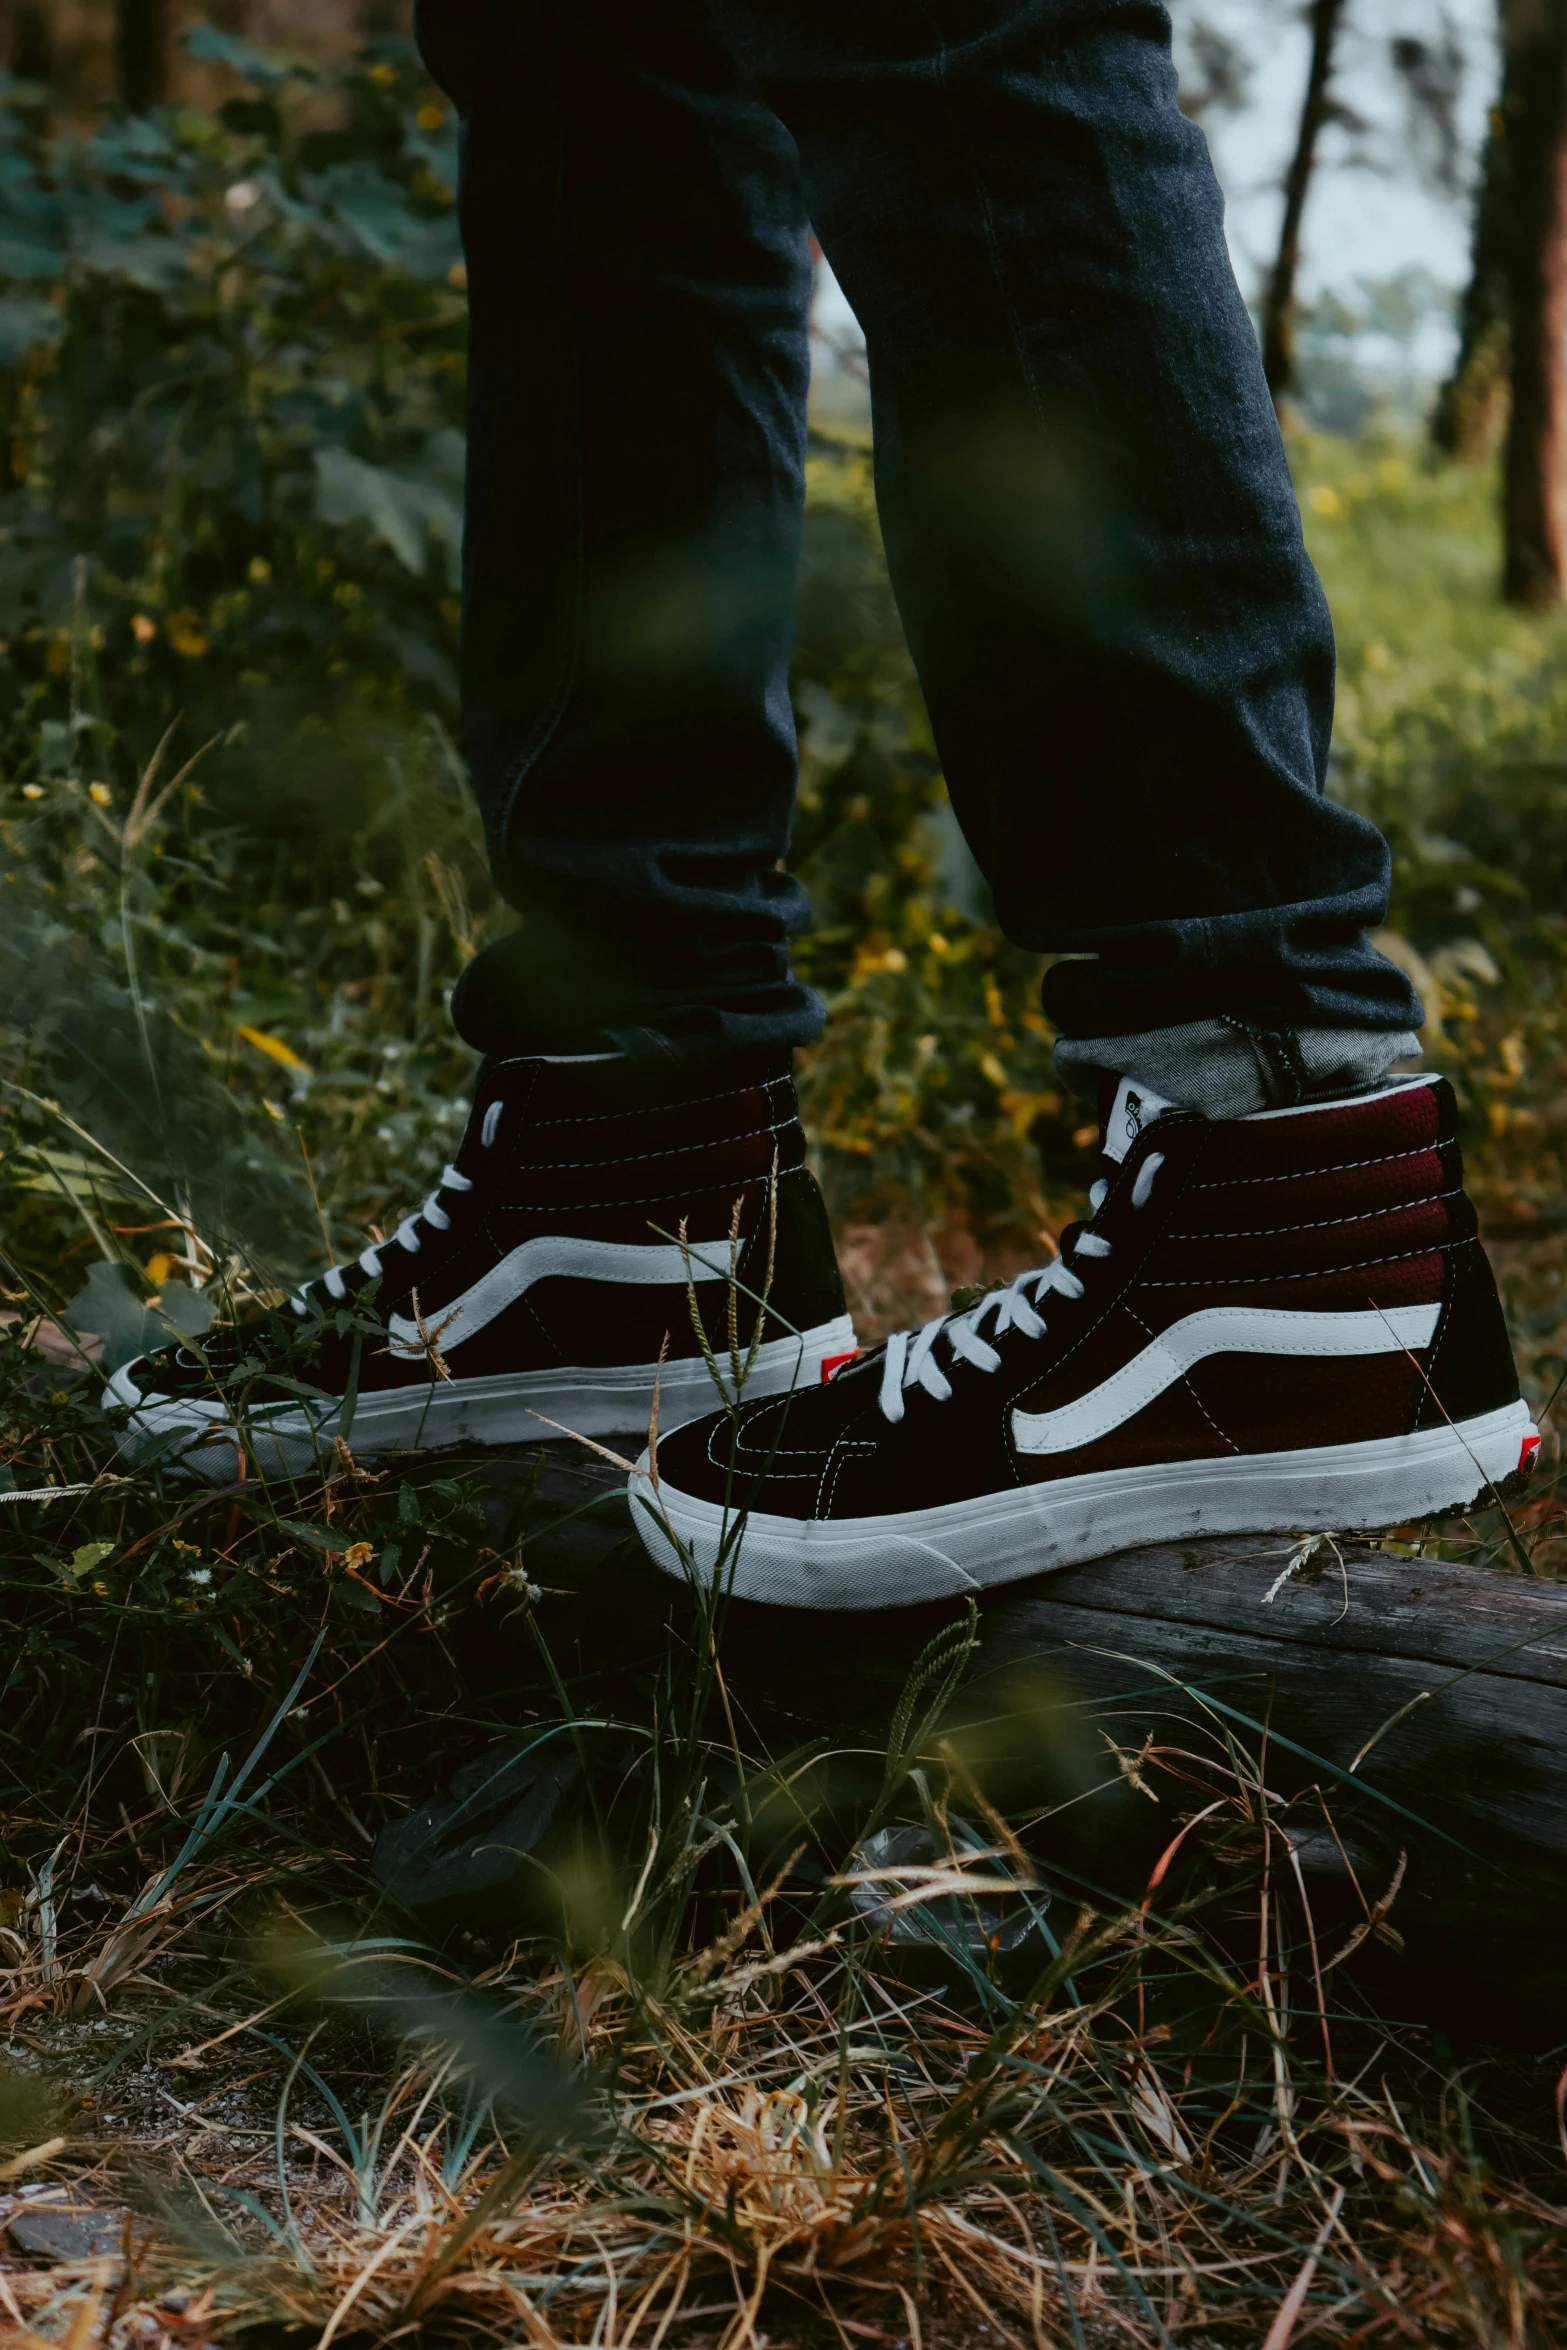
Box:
xmin=21 ymin=783 xmax=42 ymax=799
xmin=145 ymin=1251 xmax=172 ymax=1285
xmin=1376 ymin=457 xmax=1409 ymax=493
xmin=417 ymin=101 xmax=446 ymax=131
xmin=130 ymin=612 xmax=158 ymax=644
xmin=248 ymin=556 xmax=272 ymax=585
xmin=1308 ymin=485 xmax=1344 ymax=520
xmin=881 ymin=947 xmax=907 ymax=973
xmin=89 ymin=781 xmax=112 ymax=806
xmin=1363 ymin=642 xmax=1393 ymax=673
xmin=345 ymin=1541 xmax=375 ymax=1570
xmin=447 ymin=261 xmax=468 ymax=291
xmin=166 ymin=611 xmax=208 ymax=659
xmin=368 ymin=62 xmax=397 ymax=85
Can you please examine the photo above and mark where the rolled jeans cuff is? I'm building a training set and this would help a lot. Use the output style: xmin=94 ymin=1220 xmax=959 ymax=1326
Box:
xmin=1053 ymin=1019 xmax=1424 ymax=1121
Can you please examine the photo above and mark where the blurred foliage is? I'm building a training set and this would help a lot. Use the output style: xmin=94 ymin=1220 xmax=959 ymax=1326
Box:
xmin=0 ymin=30 xmax=1563 ymax=1356
xmin=0 ymin=28 xmax=500 ymax=1308
xmin=1301 ymin=436 xmax=1567 ymax=1188
xmin=790 ymin=437 xmax=1074 ymax=1243
xmin=0 ymin=19 xmax=1089 ymax=1333
xmin=0 ymin=44 xmax=1566 ymax=2337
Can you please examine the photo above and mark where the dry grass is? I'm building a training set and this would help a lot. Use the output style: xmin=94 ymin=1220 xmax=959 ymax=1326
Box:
xmin=4 ymin=1469 xmax=1567 ymax=2350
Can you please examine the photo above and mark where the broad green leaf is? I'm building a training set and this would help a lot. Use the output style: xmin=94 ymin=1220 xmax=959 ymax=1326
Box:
xmin=314 ymin=445 xmax=461 ymax=586
xmin=61 ymin=1540 xmax=114 ymax=1584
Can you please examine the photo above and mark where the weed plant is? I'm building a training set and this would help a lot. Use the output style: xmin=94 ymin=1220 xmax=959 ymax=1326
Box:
xmin=0 ymin=26 xmax=1566 ymax=2350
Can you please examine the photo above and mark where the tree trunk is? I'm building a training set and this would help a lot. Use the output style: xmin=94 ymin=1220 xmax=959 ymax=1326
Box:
xmin=11 ymin=2 xmax=51 ymax=84
xmin=1432 ymin=6 xmax=1515 ymax=461
xmin=116 ymin=0 xmax=168 ymax=114
xmin=1260 ymin=0 xmax=1351 ymax=408
xmin=1502 ymin=0 xmax=1567 ymax=606
xmin=450 ymin=1442 xmax=1567 ymax=2039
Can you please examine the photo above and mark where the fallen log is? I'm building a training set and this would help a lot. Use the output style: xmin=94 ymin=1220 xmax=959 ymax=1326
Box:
xmin=436 ymin=1442 xmax=1567 ymax=2034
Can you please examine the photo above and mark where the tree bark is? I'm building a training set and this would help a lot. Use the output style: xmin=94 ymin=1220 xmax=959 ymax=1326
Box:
xmin=116 ymin=0 xmax=168 ymax=114
xmin=1260 ymin=0 xmax=1351 ymax=408
xmin=11 ymin=2 xmax=51 ymax=84
xmin=1502 ymin=0 xmax=1567 ymax=606
xmin=1432 ymin=7 xmax=1515 ymax=461
xmin=463 ymin=1443 xmax=1567 ymax=2037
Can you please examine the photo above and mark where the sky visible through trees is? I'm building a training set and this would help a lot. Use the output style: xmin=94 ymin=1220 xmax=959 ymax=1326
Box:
xmin=813 ymin=0 xmax=1498 ymax=401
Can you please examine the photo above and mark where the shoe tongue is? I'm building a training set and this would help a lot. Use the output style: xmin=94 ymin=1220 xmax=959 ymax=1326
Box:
xmin=1101 ymin=1074 xmax=1178 ymax=1165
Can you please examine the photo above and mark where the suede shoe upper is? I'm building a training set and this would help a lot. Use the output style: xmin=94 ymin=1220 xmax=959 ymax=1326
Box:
xmin=652 ymin=1075 xmax=1520 ymax=1525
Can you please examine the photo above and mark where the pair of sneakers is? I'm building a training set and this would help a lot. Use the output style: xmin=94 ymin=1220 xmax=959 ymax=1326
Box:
xmin=110 ymin=1049 xmax=1537 ymax=1609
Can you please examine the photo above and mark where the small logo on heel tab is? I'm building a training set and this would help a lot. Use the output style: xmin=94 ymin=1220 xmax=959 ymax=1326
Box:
xmin=1103 ymin=1075 xmax=1178 ymax=1164
xmin=822 ymin=1349 xmax=859 ymax=1383
xmin=1520 ymin=1430 xmax=1542 ymax=1476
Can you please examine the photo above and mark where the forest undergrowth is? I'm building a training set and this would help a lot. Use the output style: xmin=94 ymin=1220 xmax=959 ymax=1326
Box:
xmin=3 ymin=27 xmax=1567 ymax=2350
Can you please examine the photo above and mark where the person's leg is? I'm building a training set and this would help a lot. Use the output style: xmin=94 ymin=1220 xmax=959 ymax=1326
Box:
xmin=108 ymin=1 xmax=860 ymax=1474
xmin=627 ymin=1 xmax=1532 ymax=1603
xmin=712 ymin=0 xmax=1421 ymax=1115
xmin=415 ymin=0 xmax=823 ymax=1065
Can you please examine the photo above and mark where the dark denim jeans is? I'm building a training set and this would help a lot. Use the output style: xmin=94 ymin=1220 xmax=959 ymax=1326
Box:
xmin=414 ymin=0 xmax=1421 ymax=1064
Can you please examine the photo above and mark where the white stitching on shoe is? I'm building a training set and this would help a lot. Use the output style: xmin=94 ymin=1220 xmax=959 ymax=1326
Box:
xmin=1179 ymin=1374 xmax=1242 ymax=1451
xmin=1412 ymin=1259 xmax=1469 ymax=1426
xmin=1166 ymin=1188 xmax=1461 ymax=1243
xmin=1143 ymin=1241 xmax=1455 ymax=1287
xmin=1190 ymin=1143 xmax=1440 ymax=1189
xmin=530 ymin=1079 xmax=783 ymax=1129
xmin=707 ymin=1412 xmax=823 ymax=1477
xmin=521 ymin=1119 xmax=797 ymax=1175
xmin=1123 ymin=1302 xmax=1242 ymax=1455
xmin=496 ymin=1174 xmax=786 ymax=1215
xmin=820 ymin=1439 xmax=877 ymax=1517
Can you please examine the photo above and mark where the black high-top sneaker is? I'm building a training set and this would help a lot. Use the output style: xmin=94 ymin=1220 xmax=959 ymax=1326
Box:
xmin=634 ymin=1074 xmax=1537 ymax=1609
xmin=107 ymin=1051 xmax=855 ymax=1481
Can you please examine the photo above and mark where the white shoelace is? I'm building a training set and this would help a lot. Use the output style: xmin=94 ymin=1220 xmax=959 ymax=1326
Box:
xmin=877 ymin=1151 xmax=1165 ymax=1424
xmin=288 ymin=1101 xmax=500 ymax=1317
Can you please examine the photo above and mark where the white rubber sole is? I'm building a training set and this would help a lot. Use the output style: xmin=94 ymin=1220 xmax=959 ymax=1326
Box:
xmin=108 ymin=1316 xmax=858 ymax=1485
xmin=630 ymin=1400 xmax=1539 ymax=1610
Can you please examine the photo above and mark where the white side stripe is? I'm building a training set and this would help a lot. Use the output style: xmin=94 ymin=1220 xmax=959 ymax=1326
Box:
xmin=386 ymin=1235 xmax=732 ymax=1360
xmin=1010 ymin=1302 xmax=1441 ymax=1457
